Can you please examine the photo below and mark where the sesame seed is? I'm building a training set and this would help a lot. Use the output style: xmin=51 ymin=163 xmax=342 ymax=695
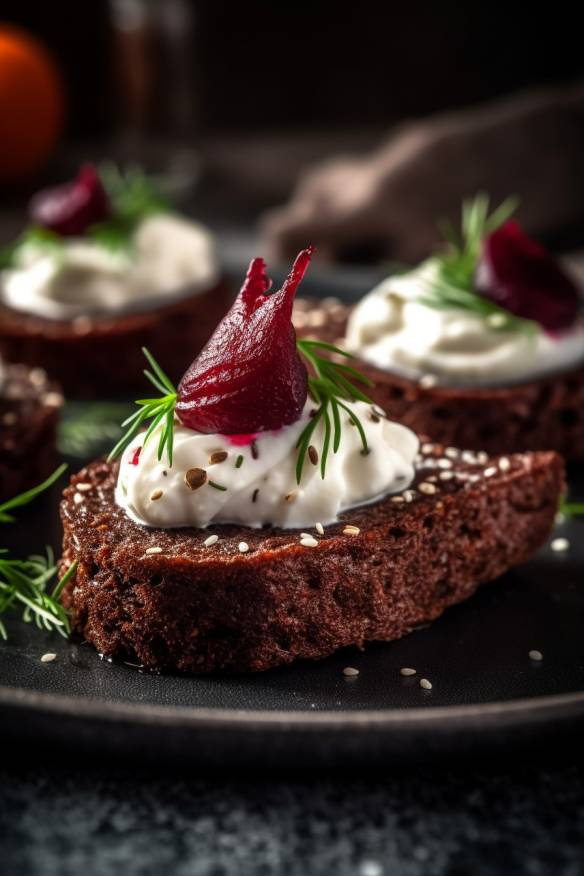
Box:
xmin=498 ymin=457 xmax=511 ymax=471
xmin=421 ymin=443 xmax=434 ymax=454
xmin=73 ymin=493 xmax=84 ymax=504
xmin=150 ymin=489 xmax=163 ymax=501
xmin=419 ymin=678 xmax=432 ymax=690
xmin=41 ymin=653 xmax=57 ymax=663
xmin=343 ymin=525 xmax=360 ymax=536
xmin=403 ymin=489 xmax=416 ymax=502
xmin=462 ymin=451 xmax=477 ymax=464
xmin=145 ymin=546 xmax=162 ymax=554
xmin=315 ymin=522 xmax=324 ymax=535
xmin=529 ymin=649 xmax=543 ymax=662
xmin=551 ymin=537 xmax=570 ymax=553
xmin=445 ymin=447 xmax=459 ymax=459
xmin=439 ymin=471 xmax=454 ymax=481
xmin=487 ymin=312 xmax=508 ymax=328
xmin=400 ymin=667 xmax=416 ymax=677
xmin=427 ymin=475 xmax=438 ymax=483
xmin=437 ymin=458 xmax=453 ymax=469
xmin=419 ymin=482 xmax=437 ymax=495
xmin=238 ymin=542 xmax=249 ymax=553
xmin=483 ymin=466 xmax=497 ymax=478
xmin=391 ymin=495 xmax=405 ymax=504
xmin=343 ymin=666 xmax=359 ymax=677
xmin=42 ymin=391 xmax=64 ymax=408
xmin=29 ymin=367 xmax=47 ymax=386
xmin=308 ymin=445 xmax=319 ymax=465
xmin=300 ymin=532 xmax=312 ymax=539
xmin=185 ymin=468 xmax=207 ymax=490
xmin=209 ymin=450 xmax=228 ymax=465
xmin=419 ymin=374 xmax=437 ymax=389
xmin=76 ymin=482 xmax=92 ymax=492
xmin=477 ymin=451 xmax=489 ymax=464
xmin=285 ymin=490 xmax=299 ymax=503
xmin=300 ymin=536 xmax=318 ymax=548
xmin=204 ymin=535 xmax=219 ymax=547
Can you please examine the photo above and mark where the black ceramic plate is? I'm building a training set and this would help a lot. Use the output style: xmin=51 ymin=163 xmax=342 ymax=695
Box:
xmin=1 ymin=268 xmax=583 ymax=766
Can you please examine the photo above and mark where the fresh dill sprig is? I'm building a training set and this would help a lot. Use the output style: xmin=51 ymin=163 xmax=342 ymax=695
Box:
xmin=0 ymin=463 xmax=67 ymax=523
xmin=108 ymin=347 xmax=177 ymax=466
xmin=0 ymin=465 xmax=77 ymax=640
xmin=420 ymin=192 xmax=536 ymax=335
xmin=560 ymin=500 xmax=584 ymax=519
xmin=0 ymin=226 xmax=65 ymax=270
xmin=295 ymin=340 xmax=373 ymax=484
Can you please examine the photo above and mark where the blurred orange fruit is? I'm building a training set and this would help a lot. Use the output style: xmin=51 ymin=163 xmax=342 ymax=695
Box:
xmin=0 ymin=26 xmax=65 ymax=182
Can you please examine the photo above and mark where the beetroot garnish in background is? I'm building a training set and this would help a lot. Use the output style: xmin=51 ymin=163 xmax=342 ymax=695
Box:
xmin=476 ymin=221 xmax=581 ymax=333
xmin=28 ymin=164 xmax=110 ymax=237
xmin=176 ymin=248 xmax=314 ymax=435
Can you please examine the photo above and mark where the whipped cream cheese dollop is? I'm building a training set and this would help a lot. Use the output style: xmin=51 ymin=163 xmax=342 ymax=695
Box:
xmin=0 ymin=214 xmax=219 ymax=321
xmin=116 ymin=400 xmax=419 ymax=530
xmin=346 ymin=261 xmax=584 ymax=387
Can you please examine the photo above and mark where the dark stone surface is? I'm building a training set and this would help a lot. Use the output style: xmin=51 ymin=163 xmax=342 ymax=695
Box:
xmin=1 ymin=755 xmax=584 ymax=876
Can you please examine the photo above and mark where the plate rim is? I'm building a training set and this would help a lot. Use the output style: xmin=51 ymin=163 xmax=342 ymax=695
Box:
xmin=2 ymin=684 xmax=583 ymax=732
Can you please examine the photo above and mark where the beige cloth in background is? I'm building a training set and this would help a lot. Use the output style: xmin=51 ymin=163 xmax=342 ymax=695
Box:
xmin=262 ymin=82 xmax=584 ymax=264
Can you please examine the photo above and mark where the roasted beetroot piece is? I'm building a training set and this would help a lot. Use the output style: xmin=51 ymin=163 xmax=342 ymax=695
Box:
xmin=176 ymin=249 xmax=313 ymax=434
xmin=28 ymin=164 xmax=110 ymax=237
xmin=477 ymin=221 xmax=581 ymax=333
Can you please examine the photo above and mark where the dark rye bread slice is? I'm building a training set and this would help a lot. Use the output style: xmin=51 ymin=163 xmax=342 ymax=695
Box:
xmin=59 ymin=445 xmax=564 ymax=674
xmin=0 ymin=278 xmax=232 ymax=398
xmin=0 ymin=363 xmax=62 ymax=502
xmin=293 ymin=297 xmax=584 ymax=461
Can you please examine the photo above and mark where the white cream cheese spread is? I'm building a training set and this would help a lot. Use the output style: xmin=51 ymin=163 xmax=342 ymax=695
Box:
xmin=0 ymin=214 xmax=219 ymax=320
xmin=116 ymin=400 xmax=419 ymax=529
xmin=346 ymin=261 xmax=584 ymax=386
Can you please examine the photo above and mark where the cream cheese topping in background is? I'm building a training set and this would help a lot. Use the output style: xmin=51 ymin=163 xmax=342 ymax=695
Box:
xmin=0 ymin=214 xmax=219 ymax=320
xmin=116 ymin=400 xmax=419 ymax=530
xmin=346 ymin=261 xmax=584 ymax=386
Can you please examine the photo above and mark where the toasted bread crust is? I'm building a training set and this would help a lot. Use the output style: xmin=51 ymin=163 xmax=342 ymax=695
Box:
xmin=60 ymin=447 xmax=563 ymax=673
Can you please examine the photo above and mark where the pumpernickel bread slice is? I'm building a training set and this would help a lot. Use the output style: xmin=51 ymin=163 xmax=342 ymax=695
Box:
xmin=59 ymin=444 xmax=563 ymax=674
xmin=293 ymin=297 xmax=584 ymax=461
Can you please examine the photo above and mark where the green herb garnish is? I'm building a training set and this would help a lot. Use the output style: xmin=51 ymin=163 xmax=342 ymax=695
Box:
xmin=0 ymin=226 xmax=65 ymax=270
xmin=108 ymin=348 xmax=177 ymax=467
xmin=560 ymin=501 xmax=584 ymax=519
xmin=294 ymin=340 xmax=373 ymax=484
xmin=420 ymin=193 xmax=536 ymax=335
xmin=109 ymin=343 xmax=374 ymax=483
xmin=0 ymin=465 xmax=76 ymax=640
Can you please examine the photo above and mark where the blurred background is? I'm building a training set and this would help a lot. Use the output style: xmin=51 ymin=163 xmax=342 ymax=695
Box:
xmin=2 ymin=0 xmax=584 ymax=272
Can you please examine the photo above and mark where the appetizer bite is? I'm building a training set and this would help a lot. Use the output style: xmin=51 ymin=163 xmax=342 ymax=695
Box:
xmin=0 ymin=354 xmax=62 ymax=502
xmin=0 ymin=164 xmax=230 ymax=397
xmin=295 ymin=196 xmax=584 ymax=459
xmin=60 ymin=249 xmax=563 ymax=674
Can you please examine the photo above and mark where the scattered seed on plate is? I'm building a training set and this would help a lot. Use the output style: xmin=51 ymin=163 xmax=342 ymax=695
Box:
xmin=343 ymin=666 xmax=359 ymax=677
xmin=419 ymin=482 xmax=437 ymax=495
xmin=439 ymin=471 xmax=454 ymax=481
xmin=529 ymin=649 xmax=543 ymax=662
xmin=421 ymin=443 xmax=434 ymax=454
xmin=437 ymin=458 xmax=453 ymax=469
xmin=498 ymin=457 xmax=511 ymax=471
xmin=73 ymin=493 xmax=84 ymax=504
xmin=551 ymin=537 xmax=570 ymax=553
xmin=145 ymin=546 xmax=162 ymax=555
xmin=41 ymin=653 xmax=57 ymax=663
xmin=483 ymin=466 xmax=497 ymax=478
xmin=300 ymin=532 xmax=312 ymax=539
xmin=419 ymin=678 xmax=433 ymax=690
xmin=343 ymin=525 xmax=360 ymax=536
xmin=300 ymin=536 xmax=318 ymax=548
xmin=445 ymin=447 xmax=459 ymax=459
xmin=204 ymin=534 xmax=219 ymax=547
xmin=400 ymin=667 xmax=416 ymax=677
xmin=315 ymin=522 xmax=324 ymax=535
xmin=76 ymin=483 xmax=92 ymax=492
xmin=150 ymin=489 xmax=163 ymax=501
xmin=391 ymin=495 xmax=405 ymax=504
xmin=238 ymin=542 xmax=249 ymax=553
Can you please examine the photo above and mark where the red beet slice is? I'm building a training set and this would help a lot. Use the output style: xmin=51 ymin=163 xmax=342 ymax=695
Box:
xmin=176 ymin=249 xmax=313 ymax=434
xmin=476 ymin=221 xmax=581 ymax=333
xmin=28 ymin=164 xmax=110 ymax=237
